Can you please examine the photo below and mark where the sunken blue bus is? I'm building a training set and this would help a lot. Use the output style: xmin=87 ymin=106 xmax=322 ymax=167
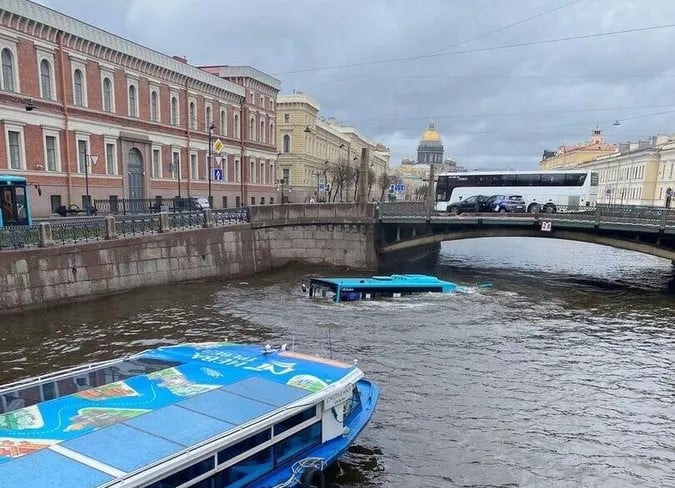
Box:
xmin=0 ymin=174 xmax=32 ymax=227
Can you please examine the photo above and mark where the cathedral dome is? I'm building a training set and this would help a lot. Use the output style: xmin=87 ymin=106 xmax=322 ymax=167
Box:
xmin=420 ymin=121 xmax=442 ymax=143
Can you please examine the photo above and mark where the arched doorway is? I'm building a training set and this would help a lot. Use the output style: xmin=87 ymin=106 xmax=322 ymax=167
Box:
xmin=127 ymin=148 xmax=145 ymax=200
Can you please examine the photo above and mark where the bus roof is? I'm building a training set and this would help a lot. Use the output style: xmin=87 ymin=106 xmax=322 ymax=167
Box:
xmin=0 ymin=174 xmax=28 ymax=183
xmin=437 ymin=170 xmax=591 ymax=176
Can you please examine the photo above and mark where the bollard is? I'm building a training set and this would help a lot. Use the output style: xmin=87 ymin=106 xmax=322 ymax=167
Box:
xmin=158 ymin=212 xmax=169 ymax=233
xmin=105 ymin=216 xmax=117 ymax=240
xmin=38 ymin=222 xmax=54 ymax=247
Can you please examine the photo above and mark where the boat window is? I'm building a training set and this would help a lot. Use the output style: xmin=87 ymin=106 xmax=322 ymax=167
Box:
xmin=273 ymin=406 xmax=317 ymax=436
xmin=214 ymin=447 xmax=273 ymax=488
xmin=274 ymin=422 xmax=322 ymax=465
xmin=217 ymin=429 xmax=271 ymax=465
xmin=144 ymin=456 xmax=214 ymax=488
xmin=343 ymin=386 xmax=362 ymax=422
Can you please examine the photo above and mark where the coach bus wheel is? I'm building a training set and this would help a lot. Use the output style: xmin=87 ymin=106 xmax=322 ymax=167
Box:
xmin=528 ymin=203 xmax=541 ymax=213
xmin=543 ymin=204 xmax=556 ymax=213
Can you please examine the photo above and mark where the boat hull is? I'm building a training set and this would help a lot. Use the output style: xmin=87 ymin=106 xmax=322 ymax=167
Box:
xmin=251 ymin=378 xmax=380 ymax=488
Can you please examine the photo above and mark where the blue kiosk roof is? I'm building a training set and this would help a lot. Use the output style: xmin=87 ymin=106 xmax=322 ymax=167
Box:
xmin=0 ymin=343 xmax=357 ymax=487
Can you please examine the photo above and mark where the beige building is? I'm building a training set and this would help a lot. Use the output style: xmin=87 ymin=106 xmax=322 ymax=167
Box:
xmin=581 ymin=134 xmax=675 ymax=206
xmin=540 ymin=127 xmax=617 ymax=170
xmin=276 ymin=92 xmax=389 ymax=202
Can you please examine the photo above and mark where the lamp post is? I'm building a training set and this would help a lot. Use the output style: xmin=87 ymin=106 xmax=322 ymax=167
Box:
xmin=278 ymin=178 xmax=286 ymax=204
xmin=207 ymin=122 xmax=215 ymax=209
xmin=83 ymin=148 xmax=98 ymax=212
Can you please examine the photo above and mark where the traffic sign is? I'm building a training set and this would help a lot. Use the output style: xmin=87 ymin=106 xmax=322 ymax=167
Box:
xmin=213 ymin=139 xmax=224 ymax=153
xmin=395 ymin=183 xmax=405 ymax=193
xmin=213 ymin=168 xmax=223 ymax=181
xmin=214 ymin=156 xmax=223 ymax=167
xmin=319 ymin=183 xmax=326 ymax=192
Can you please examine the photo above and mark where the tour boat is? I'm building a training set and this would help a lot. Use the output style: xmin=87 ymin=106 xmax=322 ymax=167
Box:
xmin=0 ymin=342 xmax=379 ymax=488
xmin=307 ymin=273 xmax=459 ymax=302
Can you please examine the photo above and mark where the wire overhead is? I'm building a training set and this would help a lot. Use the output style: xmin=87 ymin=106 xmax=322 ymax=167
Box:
xmin=273 ymin=23 xmax=675 ymax=76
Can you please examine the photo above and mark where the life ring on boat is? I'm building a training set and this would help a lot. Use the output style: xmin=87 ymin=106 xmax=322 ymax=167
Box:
xmin=300 ymin=467 xmax=325 ymax=488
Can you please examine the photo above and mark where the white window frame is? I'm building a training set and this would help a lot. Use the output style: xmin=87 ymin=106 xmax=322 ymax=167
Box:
xmin=100 ymin=67 xmax=115 ymax=113
xmin=36 ymin=47 xmax=56 ymax=101
xmin=260 ymin=118 xmax=266 ymax=144
xmin=270 ymin=121 xmax=274 ymax=146
xmin=170 ymin=92 xmax=180 ymax=126
xmin=234 ymin=114 xmax=240 ymax=139
xmin=151 ymin=146 xmax=162 ymax=178
xmin=171 ymin=149 xmax=181 ymax=179
xmin=5 ymin=122 xmax=26 ymax=170
xmin=127 ymin=77 xmax=139 ymax=118
xmin=220 ymin=108 xmax=227 ymax=137
xmin=249 ymin=116 xmax=256 ymax=141
xmin=205 ymin=102 xmax=212 ymax=129
xmin=149 ymin=84 xmax=160 ymax=122
xmin=260 ymin=160 xmax=265 ymax=184
xmin=42 ymin=127 xmax=61 ymax=172
xmin=104 ymin=138 xmax=117 ymax=175
xmin=70 ymin=57 xmax=88 ymax=107
xmin=235 ymin=158 xmax=240 ymax=183
xmin=190 ymin=151 xmax=199 ymax=180
xmin=0 ymin=38 xmax=19 ymax=93
xmin=189 ymin=98 xmax=197 ymax=130
xmin=75 ymin=134 xmax=91 ymax=174
xmin=270 ymin=162 xmax=275 ymax=184
xmin=250 ymin=159 xmax=256 ymax=184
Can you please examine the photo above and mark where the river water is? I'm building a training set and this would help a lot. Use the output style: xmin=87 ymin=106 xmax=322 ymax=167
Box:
xmin=1 ymin=238 xmax=674 ymax=487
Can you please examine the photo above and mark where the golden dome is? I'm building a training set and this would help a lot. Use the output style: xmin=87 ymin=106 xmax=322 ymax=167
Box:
xmin=420 ymin=121 xmax=441 ymax=142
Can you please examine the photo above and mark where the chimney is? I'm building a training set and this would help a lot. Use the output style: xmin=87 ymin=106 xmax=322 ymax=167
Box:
xmin=172 ymin=55 xmax=188 ymax=63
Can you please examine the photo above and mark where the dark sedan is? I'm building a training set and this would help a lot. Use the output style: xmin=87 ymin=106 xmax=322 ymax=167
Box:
xmin=446 ymin=195 xmax=492 ymax=214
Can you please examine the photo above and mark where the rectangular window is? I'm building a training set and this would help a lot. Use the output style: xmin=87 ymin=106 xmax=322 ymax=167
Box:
xmin=273 ymin=422 xmax=322 ymax=465
xmin=274 ymin=407 xmax=317 ymax=436
xmin=222 ymin=196 xmax=228 ymax=208
xmin=284 ymin=113 xmax=290 ymax=123
xmin=191 ymin=153 xmax=198 ymax=179
xmin=45 ymin=135 xmax=57 ymax=171
xmin=215 ymin=448 xmax=272 ymax=488
xmin=152 ymin=149 xmax=161 ymax=178
xmin=172 ymin=151 xmax=180 ymax=178
xmin=282 ymin=168 xmax=290 ymax=184
xmin=217 ymin=429 xmax=270 ymax=465
xmin=77 ymin=139 xmax=87 ymax=173
xmin=105 ymin=143 xmax=115 ymax=175
xmin=235 ymin=159 xmax=240 ymax=183
xmin=145 ymin=457 xmax=214 ymax=488
xmin=8 ymin=130 xmax=21 ymax=169
xmin=50 ymin=194 xmax=62 ymax=213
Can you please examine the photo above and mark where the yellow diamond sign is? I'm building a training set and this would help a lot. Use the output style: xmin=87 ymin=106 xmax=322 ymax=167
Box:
xmin=213 ymin=138 xmax=224 ymax=153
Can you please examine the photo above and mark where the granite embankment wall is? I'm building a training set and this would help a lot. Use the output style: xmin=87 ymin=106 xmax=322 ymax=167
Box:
xmin=0 ymin=204 xmax=376 ymax=314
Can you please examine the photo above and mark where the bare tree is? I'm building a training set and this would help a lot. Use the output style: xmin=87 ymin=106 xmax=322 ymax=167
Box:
xmin=377 ymin=171 xmax=396 ymax=201
xmin=329 ymin=159 xmax=352 ymax=202
xmin=414 ymin=184 xmax=429 ymax=201
xmin=367 ymin=167 xmax=376 ymax=200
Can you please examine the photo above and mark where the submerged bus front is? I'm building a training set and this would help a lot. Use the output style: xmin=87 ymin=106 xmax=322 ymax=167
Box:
xmin=434 ymin=170 xmax=598 ymax=213
xmin=0 ymin=175 xmax=32 ymax=227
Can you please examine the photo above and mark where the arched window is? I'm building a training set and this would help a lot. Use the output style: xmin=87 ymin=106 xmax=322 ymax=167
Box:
xmin=189 ymin=102 xmax=196 ymax=129
xmin=40 ymin=59 xmax=52 ymax=99
xmin=260 ymin=120 xmax=265 ymax=143
xmin=283 ymin=134 xmax=291 ymax=153
xmin=73 ymin=69 xmax=83 ymax=106
xmin=270 ymin=122 xmax=274 ymax=145
xmin=220 ymin=110 xmax=226 ymax=136
xmin=128 ymin=85 xmax=137 ymax=117
xmin=249 ymin=117 xmax=255 ymax=141
xmin=103 ymin=78 xmax=112 ymax=112
xmin=234 ymin=114 xmax=240 ymax=139
xmin=150 ymin=90 xmax=158 ymax=121
xmin=205 ymin=106 xmax=211 ymax=128
xmin=1 ymin=48 xmax=15 ymax=92
xmin=171 ymin=96 xmax=178 ymax=125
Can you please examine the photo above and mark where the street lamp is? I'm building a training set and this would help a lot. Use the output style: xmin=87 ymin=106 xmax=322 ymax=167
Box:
xmin=83 ymin=148 xmax=98 ymax=212
xmin=207 ymin=122 xmax=215 ymax=209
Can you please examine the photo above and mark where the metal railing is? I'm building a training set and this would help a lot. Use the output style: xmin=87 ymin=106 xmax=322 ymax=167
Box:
xmin=0 ymin=208 xmax=252 ymax=250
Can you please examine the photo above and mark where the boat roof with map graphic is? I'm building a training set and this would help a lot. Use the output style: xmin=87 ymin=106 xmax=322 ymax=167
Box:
xmin=0 ymin=342 xmax=361 ymax=488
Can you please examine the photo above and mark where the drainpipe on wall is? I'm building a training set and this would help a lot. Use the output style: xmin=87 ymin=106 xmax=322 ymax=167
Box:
xmin=185 ymin=77 xmax=191 ymax=199
xmin=57 ymin=32 xmax=73 ymax=205
xmin=240 ymin=91 xmax=246 ymax=205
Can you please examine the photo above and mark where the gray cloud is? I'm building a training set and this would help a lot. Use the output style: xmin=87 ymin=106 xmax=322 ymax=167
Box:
xmin=36 ymin=0 xmax=675 ymax=169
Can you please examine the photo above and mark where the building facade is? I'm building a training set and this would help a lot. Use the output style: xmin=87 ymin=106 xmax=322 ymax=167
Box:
xmin=0 ymin=0 xmax=280 ymax=216
xmin=539 ymin=127 xmax=616 ymax=170
xmin=417 ymin=121 xmax=444 ymax=164
xmin=276 ymin=92 xmax=389 ymax=202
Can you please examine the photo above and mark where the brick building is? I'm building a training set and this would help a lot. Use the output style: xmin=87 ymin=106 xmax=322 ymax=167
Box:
xmin=0 ymin=0 xmax=280 ymax=217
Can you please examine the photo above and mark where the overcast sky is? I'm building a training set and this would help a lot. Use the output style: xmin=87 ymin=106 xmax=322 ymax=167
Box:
xmin=35 ymin=0 xmax=675 ymax=169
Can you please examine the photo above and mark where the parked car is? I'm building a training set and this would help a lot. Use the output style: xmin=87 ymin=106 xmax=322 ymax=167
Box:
xmin=446 ymin=195 xmax=491 ymax=214
xmin=486 ymin=194 xmax=526 ymax=213
xmin=191 ymin=196 xmax=210 ymax=210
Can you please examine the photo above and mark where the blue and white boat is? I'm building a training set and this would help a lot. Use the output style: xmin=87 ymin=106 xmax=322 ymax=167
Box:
xmin=308 ymin=274 xmax=459 ymax=302
xmin=0 ymin=342 xmax=379 ymax=488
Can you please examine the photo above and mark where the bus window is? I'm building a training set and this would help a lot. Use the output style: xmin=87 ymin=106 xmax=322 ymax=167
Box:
xmin=541 ymin=173 xmax=565 ymax=186
xmin=501 ymin=174 xmax=517 ymax=186
xmin=517 ymin=174 xmax=541 ymax=186
xmin=2 ymin=188 xmax=15 ymax=224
